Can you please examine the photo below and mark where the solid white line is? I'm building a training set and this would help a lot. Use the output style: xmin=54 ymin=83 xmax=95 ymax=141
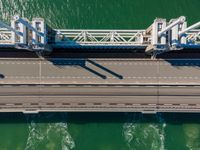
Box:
xmin=1 ymin=83 xmax=200 ymax=86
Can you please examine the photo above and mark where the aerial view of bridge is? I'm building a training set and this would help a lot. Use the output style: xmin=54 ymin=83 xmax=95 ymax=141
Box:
xmin=0 ymin=15 xmax=200 ymax=113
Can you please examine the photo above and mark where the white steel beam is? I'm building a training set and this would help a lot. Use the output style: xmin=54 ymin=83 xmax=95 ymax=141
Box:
xmin=0 ymin=20 xmax=22 ymax=36
xmin=179 ymin=22 xmax=200 ymax=36
xmin=158 ymin=16 xmax=185 ymax=37
xmin=13 ymin=15 xmax=43 ymax=37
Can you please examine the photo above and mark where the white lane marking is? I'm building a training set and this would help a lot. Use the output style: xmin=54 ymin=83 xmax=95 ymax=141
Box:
xmin=0 ymin=62 xmax=40 ymax=65
xmin=4 ymin=76 xmax=200 ymax=80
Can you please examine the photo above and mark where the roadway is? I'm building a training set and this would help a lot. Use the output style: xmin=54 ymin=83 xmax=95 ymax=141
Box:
xmin=1 ymin=58 xmax=200 ymax=85
xmin=1 ymin=58 xmax=200 ymax=113
xmin=0 ymin=85 xmax=200 ymax=113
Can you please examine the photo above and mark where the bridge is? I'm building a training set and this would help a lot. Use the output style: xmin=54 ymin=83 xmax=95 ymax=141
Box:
xmin=0 ymin=15 xmax=200 ymax=56
xmin=0 ymin=58 xmax=200 ymax=113
xmin=0 ymin=16 xmax=200 ymax=113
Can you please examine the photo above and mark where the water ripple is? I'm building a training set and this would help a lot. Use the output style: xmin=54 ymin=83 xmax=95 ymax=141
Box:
xmin=24 ymin=113 xmax=75 ymax=150
xmin=123 ymin=113 xmax=166 ymax=150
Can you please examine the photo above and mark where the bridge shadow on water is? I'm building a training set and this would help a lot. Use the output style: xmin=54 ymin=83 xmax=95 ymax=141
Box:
xmin=0 ymin=112 xmax=200 ymax=124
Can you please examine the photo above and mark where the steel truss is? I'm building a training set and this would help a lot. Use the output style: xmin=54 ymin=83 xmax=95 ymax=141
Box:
xmin=0 ymin=28 xmax=12 ymax=44
xmin=54 ymin=29 xmax=147 ymax=47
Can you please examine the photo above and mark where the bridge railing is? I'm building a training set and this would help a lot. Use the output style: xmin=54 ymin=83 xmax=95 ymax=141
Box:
xmin=186 ymin=29 xmax=200 ymax=44
xmin=0 ymin=28 xmax=13 ymax=44
xmin=54 ymin=29 xmax=147 ymax=47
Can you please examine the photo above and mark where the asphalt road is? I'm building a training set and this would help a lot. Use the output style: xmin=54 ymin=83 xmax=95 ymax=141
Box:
xmin=1 ymin=58 xmax=200 ymax=112
xmin=1 ymin=58 xmax=200 ymax=85
xmin=0 ymin=85 xmax=200 ymax=113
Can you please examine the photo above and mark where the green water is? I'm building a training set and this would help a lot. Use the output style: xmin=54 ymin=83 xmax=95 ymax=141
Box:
xmin=1 ymin=113 xmax=200 ymax=150
xmin=1 ymin=0 xmax=200 ymax=29
xmin=1 ymin=0 xmax=200 ymax=149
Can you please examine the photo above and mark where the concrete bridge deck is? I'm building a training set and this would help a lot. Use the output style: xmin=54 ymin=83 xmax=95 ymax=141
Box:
xmin=0 ymin=85 xmax=200 ymax=113
xmin=1 ymin=58 xmax=200 ymax=85
xmin=0 ymin=58 xmax=200 ymax=113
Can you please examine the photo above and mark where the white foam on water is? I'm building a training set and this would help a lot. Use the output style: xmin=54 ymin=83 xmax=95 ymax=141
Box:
xmin=24 ymin=113 xmax=75 ymax=150
xmin=47 ymin=122 xmax=75 ymax=150
xmin=0 ymin=0 xmax=38 ymax=21
xmin=123 ymin=113 xmax=166 ymax=150
xmin=25 ymin=116 xmax=45 ymax=150
xmin=183 ymin=124 xmax=200 ymax=150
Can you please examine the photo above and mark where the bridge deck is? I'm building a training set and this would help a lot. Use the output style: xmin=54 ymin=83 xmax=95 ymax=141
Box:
xmin=1 ymin=58 xmax=200 ymax=113
xmin=0 ymin=85 xmax=200 ymax=113
xmin=1 ymin=58 xmax=200 ymax=85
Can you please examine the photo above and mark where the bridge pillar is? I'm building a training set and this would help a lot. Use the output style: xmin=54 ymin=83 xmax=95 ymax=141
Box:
xmin=13 ymin=15 xmax=52 ymax=53
xmin=145 ymin=18 xmax=167 ymax=53
xmin=170 ymin=19 xmax=179 ymax=46
xmin=11 ymin=18 xmax=28 ymax=46
xmin=152 ymin=18 xmax=167 ymax=46
xmin=171 ymin=20 xmax=187 ymax=46
xmin=179 ymin=22 xmax=187 ymax=44
xmin=146 ymin=16 xmax=187 ymax=55
xmin=32 ymin=18 xmax=51 ymax=53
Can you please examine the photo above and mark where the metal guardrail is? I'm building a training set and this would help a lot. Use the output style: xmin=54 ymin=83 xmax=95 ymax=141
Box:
xmin=187 ymin=29 xmax=200 ymax=43
xmin=0 ymin=103 xmax=200 ymax=113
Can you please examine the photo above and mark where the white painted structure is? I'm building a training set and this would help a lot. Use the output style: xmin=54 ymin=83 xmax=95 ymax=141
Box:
xmin=32 ymin=18 xmax=47 ymax=49
xmin=0 ymin=15 xmax=200 ymax=55
xmin=145 ymin=16 xmax=200 ymax=55
xmin=11 ymin=17 xmax=27 ymax=45
xmin=152 ymin=18 xmax=167 ymax=46
xmin=54 ymin=29 xmax=146 ymax=48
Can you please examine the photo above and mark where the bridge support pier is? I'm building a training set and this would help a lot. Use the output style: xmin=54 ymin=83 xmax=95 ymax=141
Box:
xmin=11 ymin=17 xmax=28 ymax=48
xmin=145 ymin=18 xmax=167 ymax=54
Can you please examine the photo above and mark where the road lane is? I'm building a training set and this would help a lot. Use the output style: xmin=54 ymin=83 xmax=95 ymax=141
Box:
xmin=0 ymin=86 xmax=200 ymax=96
xmin=1 ymin=58 xmax=200 ymax=84
xmin=1 ymin=58 xmax=200 ymax=112
xmin=0 ymin=85 xmax=200 ymax=112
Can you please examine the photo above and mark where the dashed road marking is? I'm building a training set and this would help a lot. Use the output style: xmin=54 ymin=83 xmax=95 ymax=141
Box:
xmin=3 ymin=76 xmax=200 ymax=80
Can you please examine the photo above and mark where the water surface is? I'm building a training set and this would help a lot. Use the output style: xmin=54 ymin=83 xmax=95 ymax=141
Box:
xmin=0 ymin=0 xmax=200 ymax=149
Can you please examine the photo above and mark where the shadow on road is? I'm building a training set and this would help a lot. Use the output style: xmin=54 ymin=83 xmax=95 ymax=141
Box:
xmin=164 ymin=59 xmax=200 ymax=69
xmin=87 ymin=59 xmax=123 ymax=79
xmin=47 ymin=58 xmax=123 ymax=80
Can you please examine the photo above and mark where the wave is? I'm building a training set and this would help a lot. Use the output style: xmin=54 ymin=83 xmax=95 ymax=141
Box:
xmin=0 ymin=0 xmax=71 ymax=28
xmin=24 ymin=113 xmax=75 ymax=150
xmin=183 ymin=124 xmax=200 ymax=150
xmin=123 ymin=113 xmax=166 ymax=150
